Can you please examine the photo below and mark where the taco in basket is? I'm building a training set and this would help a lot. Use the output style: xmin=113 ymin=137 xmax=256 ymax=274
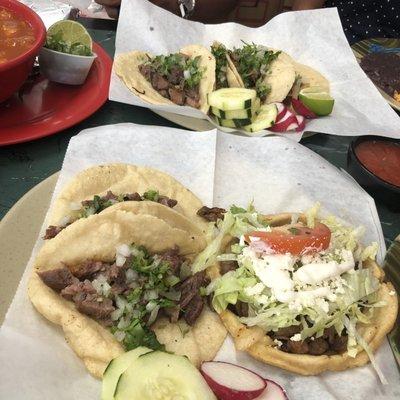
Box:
xmin=193 ymin=204 xmax=398 ymax=377
xmin=28 ymin=209 xmax=226 ymax=378
xmin=213 ymin=42 xmax=330 ymax=104
xmin=114 ymin=45 xmax=215 ymax=113
xmin=44 ymin=163 xmax=207 ymax=239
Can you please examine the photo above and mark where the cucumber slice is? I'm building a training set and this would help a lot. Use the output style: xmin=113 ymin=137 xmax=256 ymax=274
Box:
xmin=244 ymin=103 xmax=278 ymax=133
xmin=217 ymin=117 xmax=252 ymax=128
xmin=207 ymin=88 xmax=257 ymax=111
xmin=211 ymin=106 xmax=251 ymax=119
xmin=211 ymin=97 xmax=261 ymax=119
xmin=115 ymin=351 xmax=216 ymax=400
xmin=101 ymin=347 xmax=152 ymax=400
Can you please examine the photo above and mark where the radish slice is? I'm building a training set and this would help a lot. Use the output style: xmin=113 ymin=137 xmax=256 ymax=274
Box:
xmin=275 ymin=103 xmax=287 ymax=122
xmin=254 ymin=379 xmax=289 ymax=400
xmin=291 ymin=98 xmax=317 ymax=119
xmin=295 ymin=115 xmax=306 ymax=132
xmin=200 ymin=361 xmax=266 ymax=400
xmin=269 ymin=113 xmax=298 ymax=132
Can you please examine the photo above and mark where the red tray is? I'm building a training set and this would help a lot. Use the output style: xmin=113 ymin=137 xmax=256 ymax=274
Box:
xmin=0 ymin=42 xmax=112 ymax=146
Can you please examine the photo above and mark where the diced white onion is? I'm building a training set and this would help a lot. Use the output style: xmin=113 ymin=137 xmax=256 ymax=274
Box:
xmin=111 ymin=308 xmax=123 ymax=321
xmin=125 ymin=269 xmax=138 ymax=283
xmin=116 ymin=254 xmax=126 ymax=267
xmin=147 ymin=305 xmax=160 ymax=326
xmin=116 ymin=244 xmax=132 ymax=257
xmin=146 ymin=300 xmax=157 ymax=312
xmin=115 ymin=295 xmax=127 ymax=310
xmin=144 ymin=290 xmax=158 ymax=301
xmin=117 ymin=317 xmax=130 ymax=330
xmin=69 ymin=201 xmax=82 ymax=211
xmin=92 ymin=275 xmax=111 ymax=297
xmin=59 ymin=215 xmax=71 ymax=226
xmin=183 ymin=70 xmax=191 ymax=79
xmin=132 ymin=309 xmax=141 ymax=319
xmin=114 ymin=330 xmax=126 ymax=342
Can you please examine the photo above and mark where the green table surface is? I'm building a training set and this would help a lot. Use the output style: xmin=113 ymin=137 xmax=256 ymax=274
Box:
xmin=0 ymin=18 xmax=399 ymax=247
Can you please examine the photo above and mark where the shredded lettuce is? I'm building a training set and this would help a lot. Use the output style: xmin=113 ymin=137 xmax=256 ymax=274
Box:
xmin=192 ymin=204 xmax=270 ymax=273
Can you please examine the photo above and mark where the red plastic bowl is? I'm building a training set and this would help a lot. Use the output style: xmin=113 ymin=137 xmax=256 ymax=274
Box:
xmin=0 ymin=0 xmax=46 ymax=103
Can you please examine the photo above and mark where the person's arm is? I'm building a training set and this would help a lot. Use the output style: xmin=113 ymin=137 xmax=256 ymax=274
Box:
xmin=291 ymin=0 xmax=325 ymax=10
xmin=95 ymin=0 xmax=239 ymax=21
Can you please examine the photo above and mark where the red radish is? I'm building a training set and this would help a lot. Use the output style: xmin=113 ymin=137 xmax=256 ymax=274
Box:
xmin=200 ymin=361 xmax=266 ymax=400
xmin=291 ymin=98 xmax=317 ymax=119
xmin=269 ymin=111 xmax=299 ymax=132
xmin=295 ymin=115 xmax=306 ymax=132
xmin=275 ymin=103 xmax=287 ymax=122
xmin=254 ymin=379 xmax=289 ymax=400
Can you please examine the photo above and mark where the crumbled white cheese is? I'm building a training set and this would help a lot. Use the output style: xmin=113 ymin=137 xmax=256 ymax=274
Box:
xmin=290 ymin=333 xmax=302 ymax=341
xmin=294 ymin=249 xmax=355 ymax=285
xmin=273 ymin=339 xmax=283 ymax=347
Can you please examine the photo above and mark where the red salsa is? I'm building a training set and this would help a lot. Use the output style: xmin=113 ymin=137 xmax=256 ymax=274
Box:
xmin=0 ymin=6 xmax=35 ymax=64
xmin=355 ymin=140 xmax=400 ymax=187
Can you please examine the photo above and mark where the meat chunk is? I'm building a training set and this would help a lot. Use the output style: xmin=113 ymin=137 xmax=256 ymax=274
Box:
xmin=234 ymin=301 xmax=249 ymax=318
xmin=159 ymin=247 xmax=186 ymax=275
xmin=197 ymin=206 xmax=226 ymax=222
xmin=43 ymin=225 xmax=67 ymax=240
xmin=38 ymin=267 xmax=78 ymax=291
xmin=152 ymin=73 xmax=169 ymax=91
xmin=168 ymin=87 xmax=185 ymax=105
xmin=185 ymin=96 xmax=200 ymax=108
xmin=123 ymin=192 xmax=142 ymax=201
xmin=157 ymin=195 xmax=178 ymax=208
xmin=69 ymin=260 xmax=110 ymax=280
xmin=272 ymin=325 xmax=301 ymax=340
xmin=168 ymin=66 xmax=184 ymax=85
xmin=330 ymin=334 xmax=348 ymax=353
xmin=308 ymin=338 xmax=329 ymax=355
xmin=139 ymin=64 xmax=152 ymax=80
xmin=282 ymin=340 xmax=309 ymax=354
xmin=75 ymin=295 xmax=115 ymax=320
xmin=163 ymin=305 xmax=180 ymax=324
xmin=179 ymin=271 xmax=209 ymax=308
xmin=220 ymin=260 xmax=238 ymax=275
xmin=183 ymin=294 xmax=204 ymax=326
xmin=60 ymin=280 xmax=96 ymax=301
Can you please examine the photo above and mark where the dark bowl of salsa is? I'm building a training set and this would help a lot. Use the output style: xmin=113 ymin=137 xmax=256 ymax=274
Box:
xmin=0 ymin=0 xmax=46 ymax=103
xmin=347 ymin=136 xmax=400 ymax=211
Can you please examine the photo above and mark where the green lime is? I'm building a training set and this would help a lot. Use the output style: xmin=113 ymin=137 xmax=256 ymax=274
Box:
xmin=299 ymin=86 xmax=334 ymax=116
xmin=47 ymin=20 xmax=92 ymax=50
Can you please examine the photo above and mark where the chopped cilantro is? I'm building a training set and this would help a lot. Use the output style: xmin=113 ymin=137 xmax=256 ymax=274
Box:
xmin=146 ymin=53 xmax=204 ymax=90
xmin=211 ymin=43 xmax=229 ymax=89
xmin=123 ymin=319 xmax=164 ymax=351
xmin=143 ymin=189 xmax=159 ymax=202
xmin=45 ymin=31 xmax=92 ymax=56
xmin=229 ymin=42 xmax=280 ymax=100
xmin=288 ymin=227 xmax=300 ymax=235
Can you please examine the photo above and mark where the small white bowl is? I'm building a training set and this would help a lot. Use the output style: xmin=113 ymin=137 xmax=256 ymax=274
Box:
xmin=39 ymin=46 xmax=97 ymax=85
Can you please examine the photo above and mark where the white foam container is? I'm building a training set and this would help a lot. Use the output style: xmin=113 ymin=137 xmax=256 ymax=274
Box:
xmin=39 ymin=46 xmax=96 ymax=85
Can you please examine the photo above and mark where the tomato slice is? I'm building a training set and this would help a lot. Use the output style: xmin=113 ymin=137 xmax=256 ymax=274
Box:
xmin=245 ymin=223 xmax=331 ymax=255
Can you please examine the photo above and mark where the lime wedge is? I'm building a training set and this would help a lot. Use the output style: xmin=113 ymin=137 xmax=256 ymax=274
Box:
xmin=47 ymin=20 xmax=92 ymax=50
xmin=299 ymin=86 xmax=334 ymax=116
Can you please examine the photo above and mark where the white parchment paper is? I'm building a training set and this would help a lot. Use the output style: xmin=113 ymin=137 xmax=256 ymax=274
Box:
xmin=109 ymin=0 xmax=400 ymax=139
xmin=0 ymin=124 xmax=399 ymax=400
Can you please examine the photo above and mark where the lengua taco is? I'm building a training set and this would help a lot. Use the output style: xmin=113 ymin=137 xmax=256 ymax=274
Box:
xmin=114 ymin=45 xmax=216 ymax=113
xmin=211 ymin=42 xmax=330 ymax=104
xmin=194 ymin=204 xmax=398 ymax=378
xmin=44 ymin=163 xmax=208 ymax=239
xmin=28 ymin=209 xmax=226 ymax=378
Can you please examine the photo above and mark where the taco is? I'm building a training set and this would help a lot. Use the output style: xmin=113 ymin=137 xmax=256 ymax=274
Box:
xmin=44 ymin=163 xmax=207 ymax=239
xmin=28 ymin=210 xmax=226 ymax=378
xmin=194 ymin=205 xmax=398 ymax=377
xmin=213 ymin=42 xmax=330 ymax=105
xmin=114 ymin=45 xmax=215 ymax=113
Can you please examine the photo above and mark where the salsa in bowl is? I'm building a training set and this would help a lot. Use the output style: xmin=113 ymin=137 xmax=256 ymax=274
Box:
xmin=0 ymin=0 xmax=45 ymax=102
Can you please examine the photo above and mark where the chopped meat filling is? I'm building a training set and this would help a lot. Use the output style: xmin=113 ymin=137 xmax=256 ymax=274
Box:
xmin=197 ymin=206 xmax=226 ymax=222
xmin=268 ymin=325 xmax=348 ymax=355
xmin=138 ymin=53 xmax=203 ymax=108
xmin=43 ymin=190 xmax=178 ymax=240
